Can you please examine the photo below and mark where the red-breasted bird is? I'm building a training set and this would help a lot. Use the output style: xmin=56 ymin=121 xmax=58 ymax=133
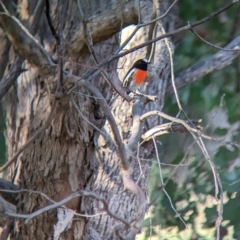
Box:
xmin=122 ymin=58 xmax=150 ymax=92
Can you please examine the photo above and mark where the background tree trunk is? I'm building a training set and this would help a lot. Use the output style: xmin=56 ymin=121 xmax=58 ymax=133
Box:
xmin=0 ymin=0 xmax=178 ymax=239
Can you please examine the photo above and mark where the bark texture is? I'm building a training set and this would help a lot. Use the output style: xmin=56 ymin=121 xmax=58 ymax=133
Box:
xmin=0 ymin=0 xmax=177 ymax=239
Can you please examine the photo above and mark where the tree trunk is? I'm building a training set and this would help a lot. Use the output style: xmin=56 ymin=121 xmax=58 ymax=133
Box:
xmin=0 ymin=0 xmax=177 ymax=239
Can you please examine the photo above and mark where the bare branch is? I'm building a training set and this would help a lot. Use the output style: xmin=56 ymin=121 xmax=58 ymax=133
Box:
xmin=109 ymin=1 xmax=239 ymax=62
xmin=190 ymin=26 xmax=240 ymax=52
xmin=140 ymin=111 xmax=201 ymax=134
xmin=167 ymin=35 xmax=240 ymax=94
xmin=69 ymin=1 xmax=138 ymax=55
xmin=163 ymin=28 xmax=182 ymax=111
xmin=141 ymin=0 xmax=179 ymax=27
xmin=152 ymin=137 xmax=187 ymax=228
xmin=68 ymin=76 xmax=146 ymax=232
xmin=142 ymin=119 xmax=203 ymax=141
xmin=74 ymin=79 xmax=129 ymax=170
xmin=29 ymin=0 xmax=45 ymax=33
xmin=82 ymin=1 xmax=239 ymax=83
xmin=45 ymin=0 xmax=59 ymax=43
xmin=5 ymin=190 xmax=131 ymax=228
xmin=0 ymin=4 xmax=55 ymax=76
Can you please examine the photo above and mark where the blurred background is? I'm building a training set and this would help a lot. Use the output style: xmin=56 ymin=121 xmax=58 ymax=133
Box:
xmin=137 ymin=0 xmax=240 ymax=239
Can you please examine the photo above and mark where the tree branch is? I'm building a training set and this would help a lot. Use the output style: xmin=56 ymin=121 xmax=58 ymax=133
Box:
xmin=68 ymin=76 xmax=146 ymax=233
xmin=167 ymin=35 xmax=240 ymax=94
xmin=69 ymin=0 xmax=138 ymax=55
xmin=0 ymin=7 xmax=55 ymax=77
xmin=5 ymin=190 xmax=131 ymax=227
xmin=82 ymin=0 xmax=239 ymax=82
xmin=142 ymin=119 xmax=203 ymax=141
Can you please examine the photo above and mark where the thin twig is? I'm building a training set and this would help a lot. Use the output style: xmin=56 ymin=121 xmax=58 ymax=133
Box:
xmin=190 ymin=25 xmax=240 ymax=52
xmin=167 ymin=35 xmax=240 ymax=94
xmin=67 ymin=76 xmax=147 ymax=231
xmin=140 ymin=110 xmax=221 ymax=199
xmin=0 ymin=187 xmax=106 ymax=218
xmin=0 ymin=1 xmax=53 ymax=65
xmin=152 ymin=137 xmax=187 ymax=228
xmin=76 ymin=0 xmax=117 ymax=91
xmin=45 ymin=0 xmax=59 ymax=42
xmin=79 ymin=0 xmax=239 ymax=85
xmin=140 ymin=110 xmax=226 ymax=142
xmin=141 ymin=119 xmax=202 ymax=141
xmin=5 ymin=190 xmax=131 ymax=227
xmin=141 ymin=0 xmax=179 ymax=27
xmin=164 ymin=29 xmax=182 ymax=110
xmin=71 ymin=96 xmax=113 ymax=143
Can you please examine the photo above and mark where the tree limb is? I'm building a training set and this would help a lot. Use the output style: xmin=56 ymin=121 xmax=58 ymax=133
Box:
xmin=69 ymin=0 xmax=138 ymax=55
xmin=0 ymin=9 xmax=55 ymax=77
xmin=81 ymin=0 xmax=239 ymax=83
xmin=167 ymin=35 xmax=240 ymax=94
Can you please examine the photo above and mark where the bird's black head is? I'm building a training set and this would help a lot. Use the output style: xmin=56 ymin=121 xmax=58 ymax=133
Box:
xmin=133 ymin=58 xmax=150 ymax=71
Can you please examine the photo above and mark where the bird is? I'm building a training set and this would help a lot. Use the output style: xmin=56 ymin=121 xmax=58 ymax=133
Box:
xmin=122 ymin=58 xmax=150 ymax=93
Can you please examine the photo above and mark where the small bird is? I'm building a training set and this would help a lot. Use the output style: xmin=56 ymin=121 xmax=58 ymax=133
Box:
xmin=122 ymin=58 xmax=150 ymax=93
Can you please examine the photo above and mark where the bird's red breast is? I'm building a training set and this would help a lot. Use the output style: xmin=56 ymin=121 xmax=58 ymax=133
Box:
xmin=134 ymin=69 xmax=147 ymax=85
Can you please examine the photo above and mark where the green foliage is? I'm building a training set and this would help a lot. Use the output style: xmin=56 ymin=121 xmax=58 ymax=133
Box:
xmin=141 ymin=0 xmax=240 ymax=239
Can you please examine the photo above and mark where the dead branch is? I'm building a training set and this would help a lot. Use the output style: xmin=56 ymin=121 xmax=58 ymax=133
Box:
xmin=5 ymin=190 xmax=131 ymax=227
xmin=69 ymin=0 xmax=138 ymax=55
xmin=190 ymin=27 xmax=240 ymax=52
xmin=107 ymin=1 xmax=239 ymax=62
xmin=152 ymin=137 xmax=187 ymax=227
xmin=142 ymin=119 xmax=203 ymax=141
xmin=68 ymin=76 xmax=146 ymax=233
xmin=80 ymin=1 xmax=239 ymax=86
xmin=167 ymin=35 xmax=240 ymax=94
xmin=1 ymin=0 xmax=238 ymax=94
xmin=0 ymin=4 xmax=55 ymax=76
